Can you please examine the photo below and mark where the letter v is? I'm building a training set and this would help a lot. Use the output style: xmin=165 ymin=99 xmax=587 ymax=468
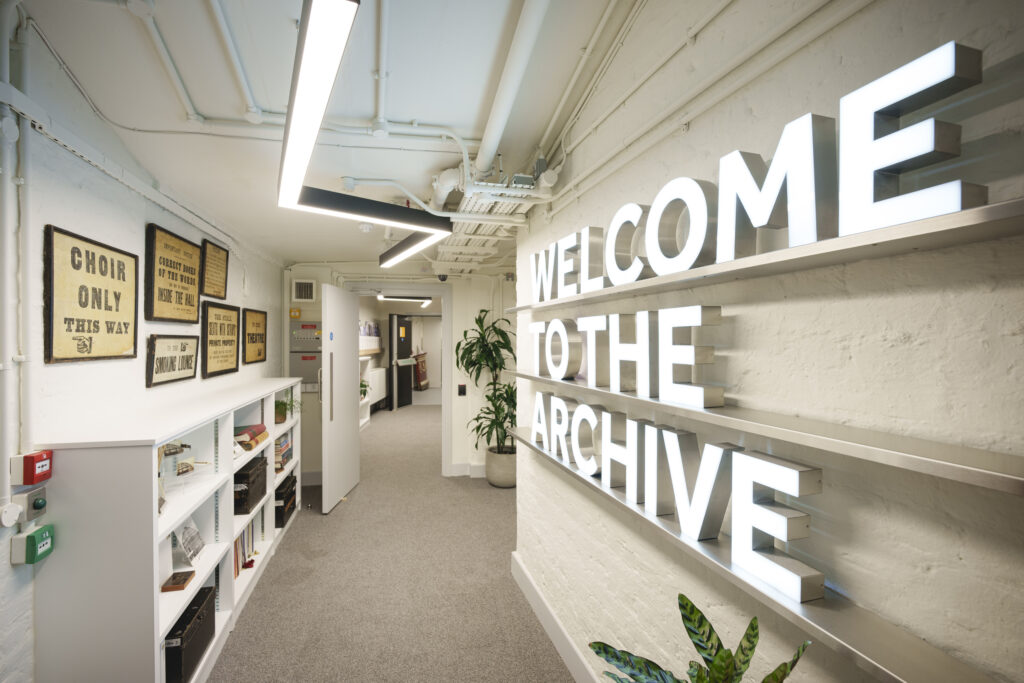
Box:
xmin=663 ymin=431 xmax=734 ymax=540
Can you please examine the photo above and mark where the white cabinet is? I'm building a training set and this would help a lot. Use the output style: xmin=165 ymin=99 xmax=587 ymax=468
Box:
xmin=34 ymin=378 xmax=302 ymax=683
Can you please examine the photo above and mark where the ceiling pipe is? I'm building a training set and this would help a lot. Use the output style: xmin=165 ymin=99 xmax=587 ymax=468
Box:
xmin=208 ymin=0 xmax=274 ymax=123
xmin=429 ymin=166 xmax=461 ymax=211
xmin=343 ymin=177 xmax=527 ymax=225
xmin=373 ymin=0 xmax=388 ymax=135
xmin=472 ymin=0 xmax=550 ymax=179
xmin=131 ymin=2 xmax=204 ymax=123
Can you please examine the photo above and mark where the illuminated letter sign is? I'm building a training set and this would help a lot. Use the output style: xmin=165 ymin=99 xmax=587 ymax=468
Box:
xmin=645 ymin=177 xmax=717 ymax=276
xmin=838 ymin=41 xmax=985 ymax=236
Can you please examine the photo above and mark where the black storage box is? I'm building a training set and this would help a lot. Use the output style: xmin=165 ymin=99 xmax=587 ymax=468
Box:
xmin=275 ymin=474 xmax=297 ymax=528
xmin=165 ymin=586 xmax=215 ymax=683
xmin=234 ymin=456 xmax=267 ymax=515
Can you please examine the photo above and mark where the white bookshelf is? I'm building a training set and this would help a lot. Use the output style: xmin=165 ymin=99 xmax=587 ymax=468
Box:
xmin=34 ymin=377 xmax=303 ymax=683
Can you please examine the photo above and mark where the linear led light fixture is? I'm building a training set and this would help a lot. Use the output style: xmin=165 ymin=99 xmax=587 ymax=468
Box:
xmin=377 ymin=294 xmax=433 ymax=308
xmin=379 ymin=231 xmax=449 ymax=268
xmin=278 ymin=0 xmax=453 ymax=248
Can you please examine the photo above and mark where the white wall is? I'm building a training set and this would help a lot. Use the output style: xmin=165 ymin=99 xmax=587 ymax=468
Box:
xmin=420 ymin=316 xmax=442 ymax=388
xmin=0 ymin=29 xmax=283 ymax=683
xmin=515 ymin=1 xmax=1024 ymax=681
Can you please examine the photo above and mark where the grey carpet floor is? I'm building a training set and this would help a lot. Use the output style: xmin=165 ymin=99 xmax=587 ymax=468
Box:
xmin=209 ymin=404 xmax=571 ymax=682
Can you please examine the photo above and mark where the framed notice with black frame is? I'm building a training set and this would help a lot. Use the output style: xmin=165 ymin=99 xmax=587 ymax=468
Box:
xmin=145 ymin=223 xmax=201 ymax=323
xmin=200 ymin=239 xmax=229 ymax=300
xmin=201 ymin=301 xmax=240 ymax=378
xmin=242 ymin=308 xmax=267 ymax=364
xmin=146 ymin=335 xmax=199 ymax=387
xmin=43 ymin=225 xmax=139 ymax=363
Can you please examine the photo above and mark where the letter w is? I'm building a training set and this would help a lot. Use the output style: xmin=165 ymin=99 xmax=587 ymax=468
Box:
xmin=530 ymin=244 xmax=557 ymax=303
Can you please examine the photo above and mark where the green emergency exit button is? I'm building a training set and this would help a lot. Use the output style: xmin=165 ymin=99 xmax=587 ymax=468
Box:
xmin=11 ymin=524 xmax=55 ymax=565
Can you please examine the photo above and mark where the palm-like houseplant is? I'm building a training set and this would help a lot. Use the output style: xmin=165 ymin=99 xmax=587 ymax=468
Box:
xmin=455 ymin=309 xmax=516 ymax=487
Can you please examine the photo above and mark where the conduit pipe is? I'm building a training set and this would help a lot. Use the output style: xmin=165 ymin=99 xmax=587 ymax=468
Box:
xmin=534 ymin=0 xmax=619 ymax=158
xmin=559 ymin=0 xmax=734 ymax=159
xmin=208 ymin=0 xmax=274 ymax=123
xmin=131 ymin=2 xmax=204 ymax=123
xmin=0 ymin=0 xmax=21 ymax=514
xmin=16 ymin=14 xmax=33 ymax=460
xmin=374 ymin=0 xmax=388 ymax=130
xmin=472 ymin=0 xmax=550 ymax=178
xmin=550 ymin=0 xmax=869 ymax=217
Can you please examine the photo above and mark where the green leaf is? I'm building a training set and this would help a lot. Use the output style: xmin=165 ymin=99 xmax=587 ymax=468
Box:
xmin=678 ymin=593 xmax=723 ymax=667
xmin=588 ymin=642 xmax=683 ymax=683
xmin=761 ymin=641 xmax=810 ymax=683
xmin=603 ymin=673 xmax=632 ymax=683
xmin=687 ymin=662 xmax=710 ymax=683
xmin=707 ymin=648 xmax=734 ymax=683
xmin=731 ymin=617 xmax=758 ymax=682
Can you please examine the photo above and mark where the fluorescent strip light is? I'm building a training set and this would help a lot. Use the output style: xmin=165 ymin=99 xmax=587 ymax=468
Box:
xmin=379 ymin=231 xmax=449 ymax=269
xmin=376 ymin=294 xmax=433 ymax=307
xmin=278 ymin=0 xmax=359 ymax=208
xmin=296 ymin=186 xmax=452 ymax=235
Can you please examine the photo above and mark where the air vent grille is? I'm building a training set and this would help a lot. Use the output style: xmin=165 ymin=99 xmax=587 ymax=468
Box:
xmin=292 ymin=279 xmax=316 ymax=302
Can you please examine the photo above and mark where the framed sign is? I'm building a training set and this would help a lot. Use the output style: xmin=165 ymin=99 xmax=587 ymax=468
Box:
xmin=146 ymin=335 xmax=199 ymax=387
xmin=242 ymin=308 xmax=267 ymax=364
xmin=201 ymin=301 xmax=240 ymax=378
xmin=145 ymin=223 xmax=201 ymax=323
xmin=200 ymin=239 xmax=229 ymax=300
xmin=43 ymin=225 xmax=138 ymax=363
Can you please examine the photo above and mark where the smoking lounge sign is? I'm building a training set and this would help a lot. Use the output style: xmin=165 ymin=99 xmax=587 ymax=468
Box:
xmin=526 ymin=43 xmax=986 ymax=603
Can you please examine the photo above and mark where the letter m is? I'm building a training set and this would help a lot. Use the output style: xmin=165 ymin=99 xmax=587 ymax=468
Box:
xmin=717 ymin=113 xmax=837 ymax=263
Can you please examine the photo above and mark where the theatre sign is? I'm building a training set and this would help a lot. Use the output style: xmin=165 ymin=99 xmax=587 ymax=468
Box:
xmin=522 ymin=42 xmax=987 ymax=603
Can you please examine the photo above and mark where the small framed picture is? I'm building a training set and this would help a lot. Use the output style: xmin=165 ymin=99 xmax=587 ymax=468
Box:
xmin=242 ymin=308 xmax=267 ymax=364
xmin=146 ymin=335 xmax=199 ymax=387
xmin=145 ymin=223 xmax=201 ymax=323
xmin=43 ymin=225 xmax=139 ymax=363
xmin=200 ymin=239 xmax=229 ymax=300
xmin=201 ymin=301 xmax=240 ymax=378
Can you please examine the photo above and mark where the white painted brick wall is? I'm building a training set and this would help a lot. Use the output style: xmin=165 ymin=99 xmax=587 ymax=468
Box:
xmin=516 ymin=0 xmax=1024 ymax=680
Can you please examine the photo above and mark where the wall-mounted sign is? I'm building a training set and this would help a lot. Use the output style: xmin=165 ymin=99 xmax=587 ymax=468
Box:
xmin=521 ymin=41 xmax=996 ymax=604
xmin=43 ymin=225 xmax=138 ymax=363
xmin=528 ymin=41 xmax=985 ymax=305
xmin=242 ymin=308 xmax=267 ymax=364
xmin=199 ymin=239 xmax=229 ymax=300
xmin=201 ymin=301 xmax=239 ymax=378
xmin=146 ymin=335 xmax=199 ymax=387
xmin=145 ymin=223 xmax=201 ymax=323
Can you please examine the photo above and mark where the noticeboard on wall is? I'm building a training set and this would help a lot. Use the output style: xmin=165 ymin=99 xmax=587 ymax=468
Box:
xmin=200 ymin=239 xmax=229 ymax=300
xmin=145 ymin=223 xmax=201 ymax=323
xmin=201 ymin=301 xmax=239 ymax=378
xmin=242 ymin=308 xmax=267 ymax=364
xmin=43 ymin=225 xmax=138 ymax=363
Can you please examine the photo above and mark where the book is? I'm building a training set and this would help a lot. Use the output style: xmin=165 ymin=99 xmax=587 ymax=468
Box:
xmin=234 ymin=424 xmax=267 ymax=443
xmin=240 ymin=430 xmax=270 ymax=451
xmin=160 ymin=570 xmax=195 ymax=592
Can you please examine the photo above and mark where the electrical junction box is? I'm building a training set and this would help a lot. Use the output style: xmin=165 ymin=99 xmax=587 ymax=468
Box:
xmin=13 ymin=487 xmax=47 ymax=523
xmin=11 ymin=524 xmax=55 ymax=564
xmin=11 ymin=450 xmax=52 ymax=486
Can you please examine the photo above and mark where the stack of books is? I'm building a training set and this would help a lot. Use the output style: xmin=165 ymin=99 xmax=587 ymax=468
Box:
xmin=274 ymin=433 xmax=292 ymax=473
xmin=233 ymin=424 xmax=268 ymax=452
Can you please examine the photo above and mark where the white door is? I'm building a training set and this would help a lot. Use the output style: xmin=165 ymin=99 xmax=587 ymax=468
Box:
xmin=321 ymin=283 xmax=360 ymax=513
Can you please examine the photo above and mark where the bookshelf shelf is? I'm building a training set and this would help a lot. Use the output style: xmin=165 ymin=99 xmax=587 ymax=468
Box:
xmin=275 ymin=456 xmax=299 ymax=488
xmin=33 ymin=378 xmax=303 ymax=683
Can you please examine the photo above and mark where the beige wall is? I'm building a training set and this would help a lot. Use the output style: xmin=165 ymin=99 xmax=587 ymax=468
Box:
xmin=515 ymin=1 xmax=1024 ymax=681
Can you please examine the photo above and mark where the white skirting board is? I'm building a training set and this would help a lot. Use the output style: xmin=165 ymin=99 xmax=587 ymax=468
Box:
xmin=510 ymin=551 xmax=600 ymax=683
xmin=303 ymin=471 xmax=322 ymax=486
xmin=444 ymin=462 xmax=487 ymax=478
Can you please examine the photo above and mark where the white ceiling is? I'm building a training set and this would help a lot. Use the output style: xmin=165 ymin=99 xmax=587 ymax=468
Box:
xmin=22 ymin=0 xmax=619 ymax=267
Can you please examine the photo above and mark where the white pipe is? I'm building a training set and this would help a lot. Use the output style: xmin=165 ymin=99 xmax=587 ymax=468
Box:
xmin=16 ymin=11 xmax=33 ymax=459
xmin=139 ymin=14 xmax=202 ymax=122
xmin=0 ymin=0 xmax=21 ymax=510
xmin=429 ymin=166 xmax=461 ymax=211
xmin=535 ymin=0 xmax=619 ymax=156
xmin=472 ymin=0 xmax=550 ymax=178
xmin=346 ymin=177 xmax=528 ymax=225
xmin=374 ymin=0 xmax=388 ymax=125
xmin=561 ymin=0 xmax=734 ymax=158
xmin=208 ymin=0 xmax=265 ymax=122
xmin=550 ymin=0 xmax=869 ymax=216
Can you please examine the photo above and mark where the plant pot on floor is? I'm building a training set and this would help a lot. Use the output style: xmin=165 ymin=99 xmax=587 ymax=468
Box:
xmin=486 ymin=446 xmax=516 ymax=488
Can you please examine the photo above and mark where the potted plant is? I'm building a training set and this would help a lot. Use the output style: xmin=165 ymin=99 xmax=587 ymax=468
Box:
xmin=274 ymin=395 xmax=301 ymax=424
xmin=360 ymin=378 xmax=369 ymax=399
xmin=455 ymin=309 xmax=516 ymax=487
